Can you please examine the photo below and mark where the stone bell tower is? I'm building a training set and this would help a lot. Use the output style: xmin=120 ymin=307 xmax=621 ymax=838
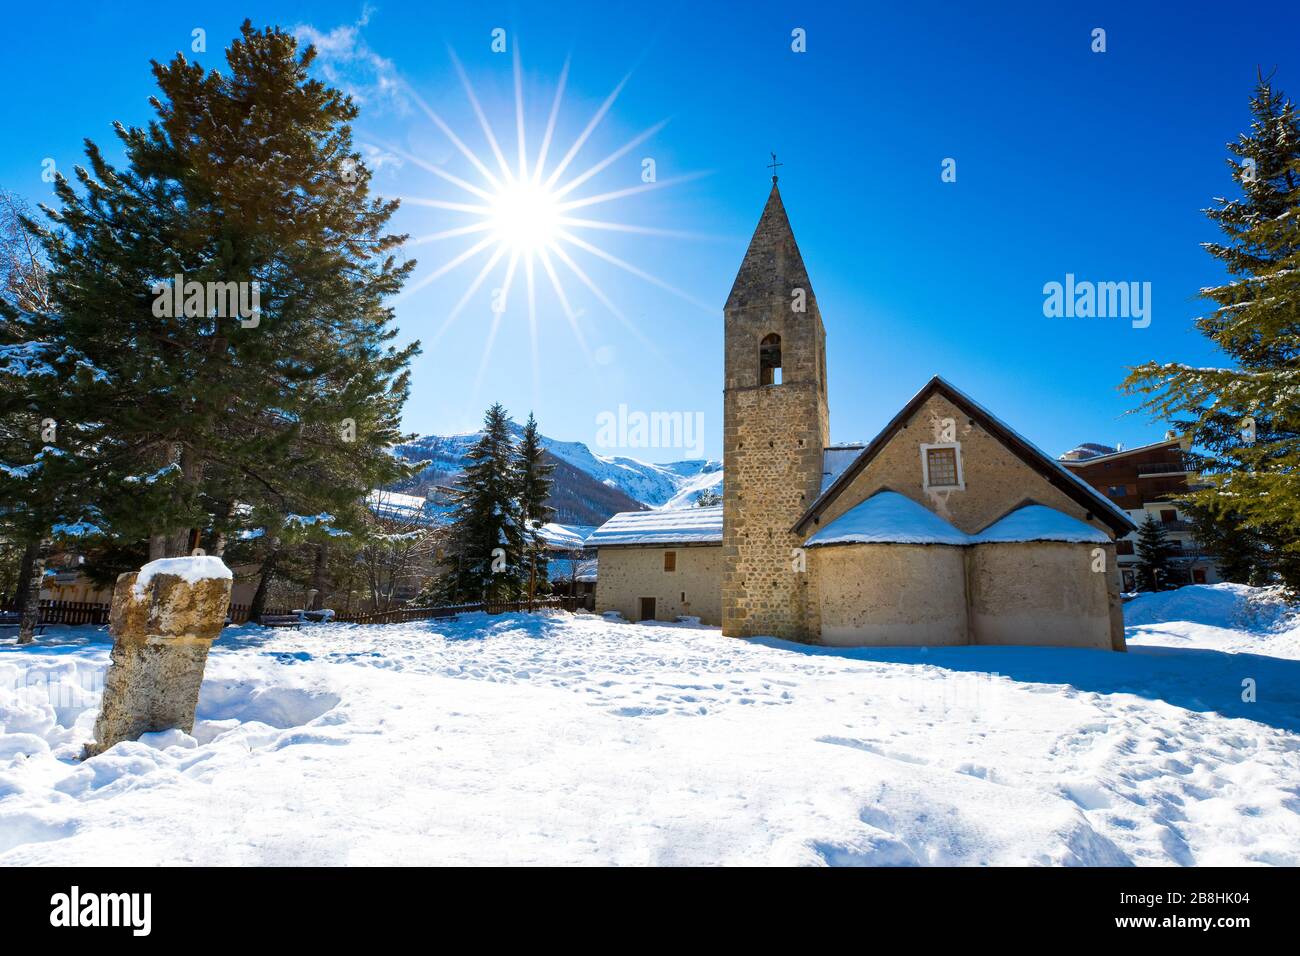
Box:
xmin=721 ymin=176 xmax=829 ymax=640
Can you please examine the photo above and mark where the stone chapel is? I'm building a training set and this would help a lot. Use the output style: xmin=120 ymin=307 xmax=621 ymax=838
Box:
xmin=589 ymin=181 xmax=1135 ymax=650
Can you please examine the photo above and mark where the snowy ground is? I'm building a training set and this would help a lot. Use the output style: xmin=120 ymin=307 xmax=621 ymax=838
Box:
xmin=2 ymin=584 xmax=1298 ymax=866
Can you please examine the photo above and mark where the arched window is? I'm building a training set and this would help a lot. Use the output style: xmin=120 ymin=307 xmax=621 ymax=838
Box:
xmin=759 ymin=333 xmax=782 ymax=385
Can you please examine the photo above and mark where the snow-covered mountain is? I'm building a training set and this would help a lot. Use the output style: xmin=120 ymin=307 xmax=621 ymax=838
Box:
xmin=392 ymin=425 xmax=723 ymax=521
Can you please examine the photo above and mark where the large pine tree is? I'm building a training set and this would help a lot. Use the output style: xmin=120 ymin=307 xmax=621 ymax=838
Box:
xmin=438 ymin=404 xmax=527 ymax=603
xmin=518 ymin=412 xmax=556 ymax=599
xmin=1124 ymin=72 xmax=1300 ymax=589
xmin=0 ymin=22 xmax=418 ymax=567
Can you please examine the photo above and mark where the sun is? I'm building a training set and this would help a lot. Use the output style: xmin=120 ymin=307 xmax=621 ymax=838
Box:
xmin=383 ymin=45 xmax=717 ymax=393
xmin=488 ymin=178 xmax=561 ymax=253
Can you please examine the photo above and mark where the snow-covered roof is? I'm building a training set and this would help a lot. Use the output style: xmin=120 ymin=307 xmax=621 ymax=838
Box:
xmin=1058 ymin=437 xmax=1183 ymax=466
xmin=821 ymin=445 xmax=863 ymax=492
xmin=805 ymin=494 xmax=1111 ymax=549
xmin=537 ymin=523 xmax=597 ymax=550
xmin=795 ymin=376 xmax=1135 ymax=537
xmin=804 ymin=492 xmax=969 ymax=547
xmin=587 ymin=506 xmax=723 ymax=547
xmin=1059 ymin=442 xmax=1117 ymax=461
xmin=366 ymin=490 xmax=446 ymax=527
xmin=971 ymin=505 xmax=1111 ymax=544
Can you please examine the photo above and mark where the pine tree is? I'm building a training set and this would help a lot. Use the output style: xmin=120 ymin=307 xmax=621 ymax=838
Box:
xmin=1135 ymin=513 xmax=1176 ymax=591
xmin=438 ymin=404 xmax=526 ymax=603
xmin=695 ymin=488 xmax=722 ymax=507
xmin=0 ymin=22 xmax=419 ymax=568
xmin=518 ymin=412 xmax=556 ymax=600
xmin=1123 ymin=72 xmax=1300 ymax=590
xmin=1184 ymin=498 xmax=1266 ymax=583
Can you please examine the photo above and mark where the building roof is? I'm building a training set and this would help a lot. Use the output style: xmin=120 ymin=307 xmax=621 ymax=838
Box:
xmin=537 ymin=523 xmax=597 ymax=550
xmin=586 ymin=506 xmax=723 ymax=547
xmin=805 ymin=494 xmax=1113 ymax=549
xmin=793 ymin=377 xmax=1136 ymax=538
xmin=821 ymin=445 xmax=864 ymax=492
xmin=1059 ymin=442 xmax=1118 ymax=461
xmin=1057 ymin=437 xmax=1184 ymax=467
xmin=726 ymin=182 xmax=814 ymax=312
xmin=366 ymin=490 xmax=445 ymax=527
xmin=804 ymin=491 xmax=970 ymax=547
xmin=971 ymin=504 xmax=1111 ymax=544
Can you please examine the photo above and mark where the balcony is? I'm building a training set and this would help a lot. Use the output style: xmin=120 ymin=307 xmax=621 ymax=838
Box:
xmin=1136 ymin=460 xmax=1188 ymax=476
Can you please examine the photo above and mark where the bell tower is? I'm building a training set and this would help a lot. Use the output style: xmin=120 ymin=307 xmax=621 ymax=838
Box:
xmin=721 ymin=177 xmax=829 ymax=639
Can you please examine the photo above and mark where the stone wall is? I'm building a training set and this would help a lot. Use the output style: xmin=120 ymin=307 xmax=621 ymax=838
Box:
xmin=814 ymin=543 xmax=967 ymax=646
xmin=595 ymin=544 xmax=723 ymax=625
xmin=968 ymin=542 xmax=1116 ymax=649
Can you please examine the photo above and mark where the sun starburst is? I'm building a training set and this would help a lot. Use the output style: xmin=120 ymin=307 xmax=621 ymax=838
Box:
xmin=384 ymin=43 xmax=717 ymax=392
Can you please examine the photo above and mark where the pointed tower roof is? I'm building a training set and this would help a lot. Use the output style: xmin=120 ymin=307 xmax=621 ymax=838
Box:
xmin=725 ymin=183 xmax=814 ymax=311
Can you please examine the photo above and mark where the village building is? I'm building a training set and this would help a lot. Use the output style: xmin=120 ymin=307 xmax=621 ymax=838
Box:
xmin=1059 ymin=437 xmax=1222 ymax=591
xmin=589 ymin=181 xmax=1136 ymax=648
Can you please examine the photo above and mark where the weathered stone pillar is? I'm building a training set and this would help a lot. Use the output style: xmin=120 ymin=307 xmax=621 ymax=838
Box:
xmin=84 ymin=556 xmax=233 ymax=757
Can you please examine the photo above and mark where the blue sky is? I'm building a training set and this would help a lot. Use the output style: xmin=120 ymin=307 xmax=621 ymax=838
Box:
xmin=3 ymin=1 xmax=1297 ymax=462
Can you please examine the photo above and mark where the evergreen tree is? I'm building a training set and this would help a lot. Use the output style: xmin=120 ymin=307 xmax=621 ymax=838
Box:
xmin=438 ymin=404 xmax=526 ymax=602
xmin=695 ymin=488 xmax=722 ymax=507
xmin=0 ymin=22 xmax=418 ymax=568
xmin=1123 ymin=72 xmax=1300 ymax=590
xmin=0 ymin=188 xmax=72 ymax=642
xmin=1135 ymin=513 xmax=1176 ymax=591
xmin=518 ymin=412 xmax=556 ymax=600
xmin=1183 ymin=498 xmax=1266 ymax=583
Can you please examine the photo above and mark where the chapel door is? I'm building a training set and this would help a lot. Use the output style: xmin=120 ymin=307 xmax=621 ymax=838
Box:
xmin=639 ymin=597 xmax=656 ymax=622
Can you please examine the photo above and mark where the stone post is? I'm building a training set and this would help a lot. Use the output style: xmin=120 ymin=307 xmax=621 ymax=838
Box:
xmin=84 ymin=556 xmax=233 ymax=757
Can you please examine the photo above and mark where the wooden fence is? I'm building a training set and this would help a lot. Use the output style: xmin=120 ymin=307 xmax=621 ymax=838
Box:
xmin=3 ymin=596 xmax=582 ymax=628
xmin=334 ymin=596 xmax=583 ymax=625
xmin=0 ymin=599 xmax=112 ymax=626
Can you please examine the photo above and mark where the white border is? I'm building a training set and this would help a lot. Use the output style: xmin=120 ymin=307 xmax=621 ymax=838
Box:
xmin=920 ymin=442 xmax=965 ymax=491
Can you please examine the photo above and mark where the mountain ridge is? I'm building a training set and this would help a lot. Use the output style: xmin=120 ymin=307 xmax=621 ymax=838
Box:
xmin=391 ymin=424 xmax=723 ymax=525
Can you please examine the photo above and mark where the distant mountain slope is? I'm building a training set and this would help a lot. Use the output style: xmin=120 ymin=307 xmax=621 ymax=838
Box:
xmin=391 ymin=425 xmax=722 ymax=523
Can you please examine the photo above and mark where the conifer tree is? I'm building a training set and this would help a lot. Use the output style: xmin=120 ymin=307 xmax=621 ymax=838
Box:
xmin=0 ymin=22 xmax=418 ymax=566
xmin=1184 ymin=499 xmax=1266 ymax=583
xmin=438 ymin=404 xmax=526 ymax=602
xmin=518 ymin=412 xmax=556 ymax=600
xmin=1124 ymin=72 xmax=1300 ymax=589
xmin=1135 ymin=513 xmax=1176 ymax=591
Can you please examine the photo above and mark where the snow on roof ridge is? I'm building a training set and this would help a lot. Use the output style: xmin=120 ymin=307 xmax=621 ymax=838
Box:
xmin=587 ymin=506 xmax=723 ymax=547
xmin=971 ymin=504 xmax=1111 ymax=544
xmin=805 ymin=494 xmax=1111 ymax=548
xmin=804 ymin=491 xmax=970 ymax=547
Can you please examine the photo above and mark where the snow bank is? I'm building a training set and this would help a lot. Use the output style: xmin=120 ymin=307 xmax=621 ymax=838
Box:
xmin=2 ymin=591 xmax=1299 ymax=866
xmin=1125 ymin=584 xmax=1300 ymax=659
xmin=132 ymin=556 xmax=232 ymax=597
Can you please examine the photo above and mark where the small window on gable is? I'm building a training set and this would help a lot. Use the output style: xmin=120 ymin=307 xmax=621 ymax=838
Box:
xmin=760 ymin=333 xmax=782 ymax=385
xmin=664 ymin=551 xmax=676 ymax=572
xmin=921 ymin=443 xmax=964 ymax=490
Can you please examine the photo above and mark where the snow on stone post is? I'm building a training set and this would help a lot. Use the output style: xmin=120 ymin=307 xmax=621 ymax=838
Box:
xmin=84 ymin=556 xmax=233 ymax=757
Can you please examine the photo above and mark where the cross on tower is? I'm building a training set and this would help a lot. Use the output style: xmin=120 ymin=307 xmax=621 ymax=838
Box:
xmin=768 ymin=152 xmax=783 ymax=183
